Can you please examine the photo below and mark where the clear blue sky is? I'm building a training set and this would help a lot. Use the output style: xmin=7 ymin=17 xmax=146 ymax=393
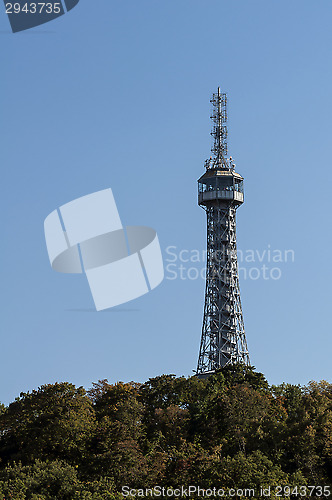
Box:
xmin=1 ymin=0 xmax=332 ymax=405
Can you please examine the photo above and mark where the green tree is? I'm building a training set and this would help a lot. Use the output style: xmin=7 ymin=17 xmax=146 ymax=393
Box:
xmin=89 ymin=381 xmax=148 ymax=487
xmin=214 ymin=364 xmax=269 ymax=392
xmin=0 ymin=383 xmax=95 ymax=465
xmin=0 ymin=460 xmax=121 ymax=499
xmin=204 ymin=450 xmax=306 ymax=497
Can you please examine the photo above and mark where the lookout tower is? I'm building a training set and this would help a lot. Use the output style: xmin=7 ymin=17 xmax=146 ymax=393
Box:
xmin=196 ymin=88 xmax=250 ymax=376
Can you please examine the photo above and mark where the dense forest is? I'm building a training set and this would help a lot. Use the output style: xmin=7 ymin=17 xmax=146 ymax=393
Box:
xmin=0 ymin=365 xmax=331 ymax=499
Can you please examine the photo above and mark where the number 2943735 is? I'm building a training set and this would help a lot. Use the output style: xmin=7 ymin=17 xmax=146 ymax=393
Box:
xmin=5 ymin=3 xmax=62 ymax=14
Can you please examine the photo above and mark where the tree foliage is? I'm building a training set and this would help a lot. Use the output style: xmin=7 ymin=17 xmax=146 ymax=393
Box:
xmin=0 ymin=366 xmax=331 ymax=498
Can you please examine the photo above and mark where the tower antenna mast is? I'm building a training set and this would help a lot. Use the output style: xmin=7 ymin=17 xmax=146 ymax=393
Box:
xmin=208 ymin=87 xmax=229 ymax=170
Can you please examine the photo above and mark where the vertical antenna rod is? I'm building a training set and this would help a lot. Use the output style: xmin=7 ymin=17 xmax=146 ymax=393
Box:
xmin=209 ymin=87 xmax=228 ymax=170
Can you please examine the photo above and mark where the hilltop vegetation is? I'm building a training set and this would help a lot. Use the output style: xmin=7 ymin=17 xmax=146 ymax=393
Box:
xmin=0 ymin=365 xmax=331 ymax=499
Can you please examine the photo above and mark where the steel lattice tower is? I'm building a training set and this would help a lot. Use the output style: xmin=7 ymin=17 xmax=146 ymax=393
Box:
xmin=196 ymin=88 xmax=250 ymax=376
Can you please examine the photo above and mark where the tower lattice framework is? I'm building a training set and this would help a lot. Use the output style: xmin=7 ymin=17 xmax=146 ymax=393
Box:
xmin=196 ymin=88 xmax=250 ymax=376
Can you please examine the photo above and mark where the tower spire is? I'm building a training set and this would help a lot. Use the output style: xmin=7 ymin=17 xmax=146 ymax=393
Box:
xmin=209 ymin=87 xmax=229 ymax=170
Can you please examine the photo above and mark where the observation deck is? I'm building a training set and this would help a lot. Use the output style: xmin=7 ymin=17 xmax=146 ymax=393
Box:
xmin=198 ymin=169 xmax=244 ymax=206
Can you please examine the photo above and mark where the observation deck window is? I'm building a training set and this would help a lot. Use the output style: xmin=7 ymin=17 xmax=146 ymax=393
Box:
xmin=199 ymin=176 xmax=235 ymax=193
xmin=199 ymin=176 xmax=244 ymax=195
xmin=199 ymin=178 xmax=216 ymax=193
xmin=234 ymin=179 xmax=244 ymax=194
